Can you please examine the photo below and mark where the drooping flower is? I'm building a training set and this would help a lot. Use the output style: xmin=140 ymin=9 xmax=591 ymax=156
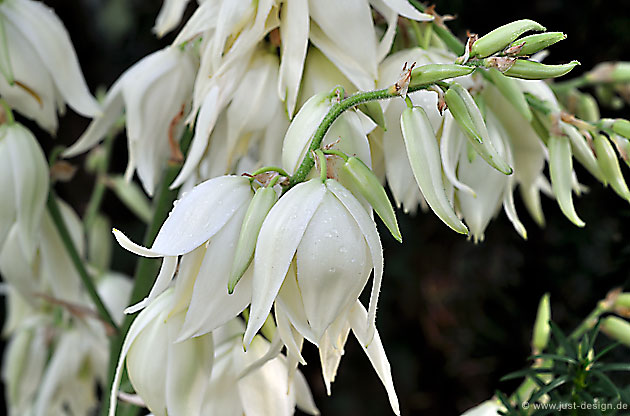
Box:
xmin=64 ymin=46 xmax=196 ymax=195
xmin=244 ymin=178 xmax=383 ymax=347
xmin=0 ymin=0 xmax=100 ymax=133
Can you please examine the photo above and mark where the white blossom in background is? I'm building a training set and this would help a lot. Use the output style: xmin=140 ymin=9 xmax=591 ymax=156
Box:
xmin=0 ymin=0 xmax=100 ymax=133
xmin=64 ymin=46 xmax=196 ymax=195
xmin=460 ymin=398 xmax=504 ymax=416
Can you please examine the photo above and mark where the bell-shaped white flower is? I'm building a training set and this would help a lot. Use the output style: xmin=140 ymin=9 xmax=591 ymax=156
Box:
xmin=202 ymin=319 xmax=319 ymax=416
xmin=0 ymin=0 xmax=100 ymax=133
xmin=64 ymin=46 xmax=195 ymax=195
xmin=0 ymin=122 xmax=49 ymax=261
xmin=110 ymin=289 xmax=214 ymax=416
xmin=113 ymin=175 xmax=254 ymax=324
xmin=244 ymin=178 xmax=383 ymax=348
xmin=461 ymin=398 xmax=504 ymax=416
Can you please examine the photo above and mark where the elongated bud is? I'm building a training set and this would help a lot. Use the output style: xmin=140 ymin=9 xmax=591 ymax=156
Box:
xmin=612 ymin=119 xmax=630 ymax=140
xmin=358 ymin=101 xmax=386 ymax=130
xmin=576 ymin=93 xmax=600 ymax=123
xmin=532 ymin=293 xmax=551 ymax=353
xmin=602 ymin=316 xmax=630 ymax=347
xmin=615 ymin=293 xmax=630 ymax=316
xmin=507 ymin=32 xmax=566 ymax=56
xmin=561 ymin=123 xmax=606 ymax=184
xmin=612 ymin=135 xmax=630 ymax=168
xmin=338 ymin=156 xmax=402 ymax=242
xmin=408 ymin=64 xmax=474 ymax=89
xmin=228 ymin=186 xmax=278 ymax=293
xmin=594 ymin=134 xmax=630 ymax=202
xmin=548 ymin=135 xmax=585 ymax=227
xmin=503 ymin=60 xmax=580 ymax=80
xmin=471 ymin=19 xmax=546 ymax=58
xmin=486 ymin=68 xmax=532 ymax=121
xmin=587 ymin=62 xmax=630 ymax=83
xmin=400 ymin=106 xmax=468 ymax=234
xmin=445 ymin=84 xmax=513 ymax=175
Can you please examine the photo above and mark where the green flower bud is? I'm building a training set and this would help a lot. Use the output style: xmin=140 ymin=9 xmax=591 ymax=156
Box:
xmin=612 ymin=135 xmax=630 ymax=168
xmin=400 ymin=106 xmax=468 ymax=234
xmin=548 ymin=135 xmax=585 ymax=227
xmin=486 ymin=67 xmax=532 ymax=121
xmin=508 ymin=32 xmax=566 ymax=56
xmin=611 ymin=62 xmax=630 ymax=83
xmin=612 ymin=119 xmax=630 ymax=140
xmin=228 ymin=186 xmax=278 ymax=293
xmin=602 ymin=316 xmax=630 ymax=348
xmin=445 ymin=84 xmax=513 ymax=175
xmin=615 ymin=293 xmax=630 ymax=310
xmin=408 ymin=64 xmax=474 ymax=89
xmin=503 ymin=60 xmax=580 ymax=80
xmin=109 ymin=176 xmax=153 ymax=223
xmin=471 ymin=19 xmax=546 ymax=58
xmin=562 ymin=123 xmax=606 ymax=184
xmin=338 ymin=156 xmax=401 ymax=242
xmin=576 ymin=92 xmax=600 ymax=123
xmin=357 ymin=101 xmax=386 ymax=130
xmin=594 ymin=134 xmax=630 ymax=202
xmin=588 ymin=62 xmax=630 ymax=83
xmin=532 ymin=293 xmax=551 ymax=352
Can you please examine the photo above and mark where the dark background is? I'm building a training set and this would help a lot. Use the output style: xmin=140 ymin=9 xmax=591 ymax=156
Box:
xmin=8 ymin=0 xmax=630 ymax=415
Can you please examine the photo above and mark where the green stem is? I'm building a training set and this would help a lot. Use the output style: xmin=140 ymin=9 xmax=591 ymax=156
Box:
xmin=408 ymin=0 xmax=465 ymax=55
xmin=322 ymin=149 xmax=349 ymax=162
xmin=101 ymin=129 xmax=193 ymax=416
xmin=0 ymin=97 xmax=14 ymax=124
xmin=84 ymin=134 xmax=115 ymax=230
xmin=251 ymin=166 xmax=290 ymax=177
xmin=46 ymin=191 xmax=119 ymax=332
xmin=287 ymin=87 xmax=403 ymax=188
xmin=314 ymin=149 xmax=327 ymax=181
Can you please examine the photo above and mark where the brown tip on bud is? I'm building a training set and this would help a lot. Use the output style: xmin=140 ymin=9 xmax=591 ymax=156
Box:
xmin=252 ymin=172 xmax=284 ymax=187
xmin=504 ymin=42 xmax=525 ymax=56
xmin=323 ymin=137 xmax=342 ymax=150
xmin=394 ymin=61 xmax=415 ymax=98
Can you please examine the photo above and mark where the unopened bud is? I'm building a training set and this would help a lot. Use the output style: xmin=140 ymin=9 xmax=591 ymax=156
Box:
xmin=228 ymin=186 xmax=278 ymax=293
xmin=576 ymin=93 xmax=600 ymax=123
xmin=612 ymin=119 xmax=630 ymax=140
xmin=444 ymin=84 xmax=513 ymax=175
xmin=507 ymin=32 xmax=566 ymax=56
xmin=612 ymin=135 xmax=630 ymax=168
xmin=400 ymin=106 xmax=468 ymax=234
xmin=602 ymin=316 xmax=630 ymax=348
xmin=503 ymin=60 xmax=580 ymax=80
xmin=483 ymin=57 xmax=517 ymax=72
xmin=588 ymin=62 xmax=630 ymax=83
xmin=548 ymin=135 xmax=585 ymax=227
xmin=532 ymin=293 xmax=551 ymax=353
xmin=471 ymin=19 xmax=546 ymax=58
xmin=594 ymin=134 xmax=630 ymax=202
xmin=338 ymin=157 xmax=401 ymax=242
xmin=408 ymin=64 xmax=474 ymax=89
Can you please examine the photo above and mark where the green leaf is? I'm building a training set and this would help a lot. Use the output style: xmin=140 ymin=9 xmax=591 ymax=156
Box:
xmin=529 ymin=375 xmax=569 ymax=403
xmin=593 ymin=362 xmax=630 ymax=372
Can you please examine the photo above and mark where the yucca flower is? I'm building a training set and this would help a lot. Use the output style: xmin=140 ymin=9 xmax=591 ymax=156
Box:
xmin=0 ymin=0 xmax=100 ymax=133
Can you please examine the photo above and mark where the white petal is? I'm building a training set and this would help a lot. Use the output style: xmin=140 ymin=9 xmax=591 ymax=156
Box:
xmin=293 ymin=368 xmax=320 ymax=415
xmin=275 ymin=261 xmax=318 ymax=345
xmin=441 ymin=113 xmax=477 ymax=196
xmin=152 ymin=175 xmax=253 ymax=255
xmin=275 ymin=306 xmax=306 ymax=365
xmin=5 ymin=124 xmax=48 ymax=260
xmin=172 ymin=1 xmax=220 ymax=45
xmin=349 ymin=302 xmax=400 ymax=416
xmin=281 ymin=92 xmax=331 ymax=175
xmin=244 ymin=179 xmax=326 ymax=347
xmin=171 ymin=86 xmax=221 ymax=189
xmin=124 ymin=256 xmax=178 ymax=314
xmin=296 ymin=191 xmax=370 ymax=341
xmin=318 ymin=314 xmax=351 ymax=395
xmin=108 ymin=290 xmax=173 ymax=416
xmin=327 ymin=180 xmax=383 ymax=344
xmin=2 ymin=0 xmax=100 ymax=117
xmin=298 ymin=47 xmax=354 ymax=108
xmin=165 ymin=313 xmax=214 ymax=416
xmin=154 ymin=0 xmax=191 ymax=37
xmin=381 ymin=0 xmax=433 ymax=21
xmin=177 ymin=205 xmax=252 ymax=340
xmin=278 ymin=0 xmax=309 ymax=118
xmin=171 ymin=245 xmax=207 ymax=316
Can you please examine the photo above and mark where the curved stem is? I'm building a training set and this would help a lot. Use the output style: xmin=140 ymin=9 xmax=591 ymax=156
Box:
xmin=47 ymin=191 xmax=119 ymax=332
xmin=314 ymin=149 xmax=327 ymax=182
xmin=251 ymin=166 xmax=290 ymax=177
xmin=322 ymin=149 xmax=349 ymax=162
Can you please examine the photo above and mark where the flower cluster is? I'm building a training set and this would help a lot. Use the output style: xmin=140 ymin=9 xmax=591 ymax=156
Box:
xmin=2 ymin=0 xmax=630 ymax=415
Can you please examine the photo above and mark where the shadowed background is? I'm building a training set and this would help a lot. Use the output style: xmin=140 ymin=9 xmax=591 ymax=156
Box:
xmin=6 ymin=0 xmax=630 ymax=414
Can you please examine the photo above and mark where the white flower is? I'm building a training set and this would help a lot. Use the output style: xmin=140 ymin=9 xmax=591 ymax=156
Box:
xmin=113 ymin=175 xmax=254 ymax=334
xmin=202 ymin=319 xmax=319 ymax=416
xmin=64 ymin=46 xmax=195 ymax=195
xmin=0 ymin=123 xmax=49 ymax=261
xmin=109 ymin=289 xmax=214 ymax=416
xmin=0 ymin=0 xmax=100 ymax=133
xmin=244 ymin=178 xmax=383 ymax=348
